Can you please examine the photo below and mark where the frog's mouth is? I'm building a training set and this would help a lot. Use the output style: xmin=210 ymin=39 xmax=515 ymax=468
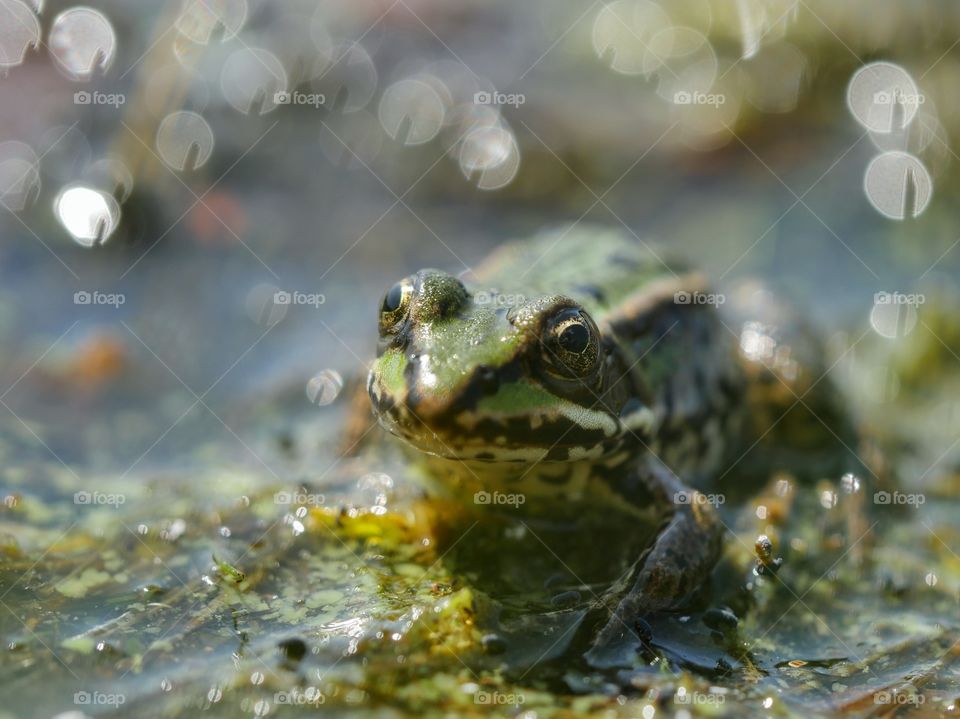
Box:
xmin=368 ymin=370 xmax=645 ymax=463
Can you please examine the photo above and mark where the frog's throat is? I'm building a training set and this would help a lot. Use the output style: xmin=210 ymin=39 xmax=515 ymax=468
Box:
xmin=413 ymin=449 xmax=636 ymax=506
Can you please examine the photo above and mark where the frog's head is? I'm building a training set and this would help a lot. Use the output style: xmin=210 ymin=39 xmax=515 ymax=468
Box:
xmin=367 ymin=270 xmax=653 ymax=462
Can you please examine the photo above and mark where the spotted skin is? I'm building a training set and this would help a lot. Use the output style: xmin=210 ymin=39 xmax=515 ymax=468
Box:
xmin=366 ymin=225 xmax=750 ymax=665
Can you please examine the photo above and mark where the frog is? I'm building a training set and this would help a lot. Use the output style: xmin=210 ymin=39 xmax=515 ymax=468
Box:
xmin=364 ymin=224 xmax=860 ymax=668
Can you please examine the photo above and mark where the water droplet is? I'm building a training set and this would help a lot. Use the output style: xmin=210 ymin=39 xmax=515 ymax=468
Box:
xmin=54 ymin=185 xmax=120 ymax=247
xmin=358 ymin=472 xmax=393 ymax=492
xmin=863 ymin=151 xmax=932 ymax=219
xmin=847 ymin=62 xmax=923 ymax=134
xmin=250 ymin=670 xmax=264 ymax=685
xmin=160 ymin=677 xmax=173 ymax=691
xmin=819 ymin=490 xmax=837 ymax=509
xmin=870 ymin=298 xmax=918 ymax=339
xmin=459 ymin=125 xmax=520 ymax=191
xmin=0 ymin=0 xmax=40 ymax=71
xmin=49 ymin=6 xmax=116 ymax=81
xmin=306 ymin=369 xmax=343 ymax=406
xmin=220 ymin=47 xmax=287 ymax=115
xmin=156 ymin=111 xmax=215 ymax=171
xmin=175 ymin=0 xmax=247 ymax=44
xmin=925 ymin=572 xmax=937 ymax=587
xmin=378 ymin=77 xmax=446 ymax=145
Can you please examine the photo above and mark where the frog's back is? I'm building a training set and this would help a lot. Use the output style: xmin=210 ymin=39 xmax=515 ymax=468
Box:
xmin=476 ymin=225 xmax=745 ymax=480
xmin=473 ymin=224 xmax=689 ymax=325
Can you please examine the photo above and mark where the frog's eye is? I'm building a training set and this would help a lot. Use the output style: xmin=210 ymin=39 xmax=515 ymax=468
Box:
xmin=379 ymin=279 xmax=413 ymax=334
xmin=541 ymin=308 xmax=601 ymax=378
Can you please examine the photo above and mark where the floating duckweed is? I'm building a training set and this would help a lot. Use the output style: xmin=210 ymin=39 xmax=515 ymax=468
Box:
xmin=213 ymin=554 xmax=245 ymax=582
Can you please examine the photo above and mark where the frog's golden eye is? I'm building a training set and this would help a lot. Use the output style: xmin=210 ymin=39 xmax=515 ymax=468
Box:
xmin=541 ymin=308 xmax=601 ymax=378
xmin=379 ymin=279 xmax=413 ymax=334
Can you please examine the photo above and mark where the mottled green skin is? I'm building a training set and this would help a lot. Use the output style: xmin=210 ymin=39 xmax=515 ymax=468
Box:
xmin=366 ymin=225 xmax=748 ymax=666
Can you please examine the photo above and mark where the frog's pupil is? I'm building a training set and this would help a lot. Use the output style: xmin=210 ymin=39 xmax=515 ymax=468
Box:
xmin=558 ymin=322 xmax=589 ymax=353
xmin=383 ymin=283 xmax=404 ymax=313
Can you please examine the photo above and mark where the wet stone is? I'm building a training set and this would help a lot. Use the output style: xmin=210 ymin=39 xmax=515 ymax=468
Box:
xmin=703 ymin=607 xmax=739 ymax=633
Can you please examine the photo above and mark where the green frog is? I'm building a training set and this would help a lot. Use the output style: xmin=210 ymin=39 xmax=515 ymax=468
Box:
xmin=365 ymin=224 xmax=855 ymax=668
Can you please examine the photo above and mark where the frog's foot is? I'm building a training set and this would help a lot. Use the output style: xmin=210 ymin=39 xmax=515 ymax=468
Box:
xmin=584 ymin=460 xmax=724 ymax=669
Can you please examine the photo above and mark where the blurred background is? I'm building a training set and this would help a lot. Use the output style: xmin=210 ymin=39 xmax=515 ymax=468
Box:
xmin=0 ymin=0 xmax=958 ymax=472
xmin=2 ymin=1 xmax=960 ymax=717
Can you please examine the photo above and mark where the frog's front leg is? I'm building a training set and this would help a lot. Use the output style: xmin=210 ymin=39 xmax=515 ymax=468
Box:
xmin=584 ymin=456 xmax=724 ymax=668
